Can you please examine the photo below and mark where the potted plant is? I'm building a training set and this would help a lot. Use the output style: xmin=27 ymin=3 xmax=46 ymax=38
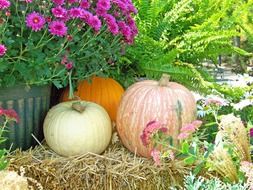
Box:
xmin=0 ymin=0 xmax=138 ymax=150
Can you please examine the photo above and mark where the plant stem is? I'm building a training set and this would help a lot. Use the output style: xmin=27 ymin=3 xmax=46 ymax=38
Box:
xmin=0 ymin=119 xmax=8 ymax=142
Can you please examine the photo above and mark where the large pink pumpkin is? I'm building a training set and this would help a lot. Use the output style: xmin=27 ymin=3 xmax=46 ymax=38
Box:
xmin=116 ymin=74 xmax=197 ymax=157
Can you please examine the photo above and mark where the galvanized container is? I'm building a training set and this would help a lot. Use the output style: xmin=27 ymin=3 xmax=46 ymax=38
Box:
xmin=0 ymin=84 xmax=51 ymax=150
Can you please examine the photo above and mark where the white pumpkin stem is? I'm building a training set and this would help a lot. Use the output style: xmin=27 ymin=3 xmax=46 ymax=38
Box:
xmin=159 ymin=74 xmax=170 ymax=86
xmin=72 ymin=102 xmax=85 ymax=113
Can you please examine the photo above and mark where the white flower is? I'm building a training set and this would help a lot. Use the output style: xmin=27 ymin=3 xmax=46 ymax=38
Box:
xmin=232 ymin=99 xmax=253 ymax=110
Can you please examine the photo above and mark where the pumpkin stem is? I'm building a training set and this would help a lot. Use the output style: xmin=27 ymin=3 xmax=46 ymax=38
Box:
xmin=72 ymin=102 xmax=85 ymax=113
xmin=159 ymin=74 xmax=170 ymax=86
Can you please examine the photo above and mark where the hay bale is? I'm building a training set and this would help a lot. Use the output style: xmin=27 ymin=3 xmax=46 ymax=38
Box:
xmin=9 ymin=133 xmax=189 ymax=190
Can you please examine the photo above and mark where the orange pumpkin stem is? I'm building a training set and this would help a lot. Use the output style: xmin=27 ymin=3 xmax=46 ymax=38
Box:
xmin=72 ymin=102 xmax=85 ymax=113
xmin=159 ymin=74 xmax=170 ymax=86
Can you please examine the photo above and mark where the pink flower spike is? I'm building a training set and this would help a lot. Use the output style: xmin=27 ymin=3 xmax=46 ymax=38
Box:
xmin=0 ymin=0 xmax=10 ymax=10
xmin=49 ymin=20 xmax=67 ymax=37
xmin=159 ymin=127 xmax=168 ymax=133
xmin=192 ymin=120 xmax=202 ymax=129
xmin=140 ymin=132 xmax=149 ymax=147
xmin=140 ymin=121 xmax=162 ymax=147
xmin=169 ymin=150 xmax=175 ymax=161
xmin=151 ymin=149 xmax=161 ymax=166
xmin=177 ymin=132 xmax=190 ymax=140
xmin=0 ymin=44 xmax=7 ymax=56
xmin=26 ymin=12 xmax=46 ymax=32
xmin=180 ymin=123 xmax=196 ymax=133
xmin=145 ymin=121 xmax=162 ymax=133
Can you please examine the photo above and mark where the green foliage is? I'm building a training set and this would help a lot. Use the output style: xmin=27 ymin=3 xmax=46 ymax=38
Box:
xmin=128 ymin=0 xmax=252 ymax=91
xmin=173 ymin=173 xmax=249 ymax=190
xmin=0 ymin=0 xmax=137 ymax=89
xmin=0 ymin=149 xmax=8 ymax=170
xmin=0 ymin=108 xmax=19 ymax=170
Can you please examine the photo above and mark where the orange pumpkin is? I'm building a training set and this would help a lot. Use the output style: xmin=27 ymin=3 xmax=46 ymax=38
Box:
xmin=61 ymin=77 xmax=124 ymax=121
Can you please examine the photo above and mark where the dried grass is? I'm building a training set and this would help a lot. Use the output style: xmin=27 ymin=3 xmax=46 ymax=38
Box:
xmin=8 ymin=133 xmax=189 ymax=190
xmin=219 ymin=114 xmax=251 ymax=162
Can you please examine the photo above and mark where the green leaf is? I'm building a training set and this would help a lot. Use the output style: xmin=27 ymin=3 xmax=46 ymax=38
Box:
xmin=0 ymin=63 xmax=8 ymax=72
xmin=181 ymin=141 xmax=190 ymax=154
xmin=52 ymin=80 xmax=63 ymax=89
xmin=184 ymin=156 xmax=196 ymax=165
xmin=193 ymin=161 xmax=205 ymax=175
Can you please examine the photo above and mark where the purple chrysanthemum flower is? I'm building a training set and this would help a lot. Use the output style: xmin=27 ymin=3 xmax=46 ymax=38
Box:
xmin=88 ymin=16 xmax=102 ymax=31
xmin=80 ymin=0 xmax=90 ymax=9
xmin=49 ymin=20 xmax=67 ymax=37
xmin=52 ymin=0 xmax=64 ymax=5
xmin=25 ymin=0 xmax=33 ymax=3
xmin=0 ymin=44 xmax=7 ymax=56
xmin=26 ymin=12 xmax=46 ymax=31
xmin=118 ymin=21 xmax=133 ymax=44
xmin=103 ymin=14 xmax=116 ymax=23
xmin=0 ymin=0 xmax=10 ymax=10
xmin=108 ymin=23 xmax=119 ymax=35
xmin=96 ymin=0 xmax=111 ymax=11
xmin=52 ymin=6 xmax=67 ymax=18
xmin=113 ymin=11 xmax=120 ymax=18
xmin=127 ymin=3 xmax=137 ymax=14
xmin=113 ymin=0 xmax=127 ymax=12
xmin=69 ymin=7 xmax=85 ymax=18
xmin=127 ymin=16 xmax=138 ymax=35
xmin=118 ymin=20 xmax=126 ymax=28
xmin=250 ymin=128 xmax=253 ymax=137
xmin=68 ymin=0 xmax=77 ymax=3
xmin=95 ymin=8 xmax=106 ymax=16
xmin=103 ymin=14 xmax=119 ymax=35
xmin=80 ymin=10 xmax=92 ymax=22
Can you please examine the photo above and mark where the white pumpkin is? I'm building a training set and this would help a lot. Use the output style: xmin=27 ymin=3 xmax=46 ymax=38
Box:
xmin=43 ymin=101 xmax=112 ymax=157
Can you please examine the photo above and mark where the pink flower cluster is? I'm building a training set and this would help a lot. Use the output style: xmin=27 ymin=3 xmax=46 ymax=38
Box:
xmin=140 ymin=121 xmax=168 ymax=147
xmin=23 ymin=0 xmax=138 ymax=42
xmin=177 ymin=120 xmax=202 ymax=140
xmin=150 ymin=149 xmax=161 ymax=166
xmin=150 ymin=148 xmax=174 ymax=166
xmin=240 ymin=161 xmax=253 ymax=189
xmin=205 ymin=99 xmax=223 ymax=107
xmin=0 ymin=108 xmax=19 ymax=123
